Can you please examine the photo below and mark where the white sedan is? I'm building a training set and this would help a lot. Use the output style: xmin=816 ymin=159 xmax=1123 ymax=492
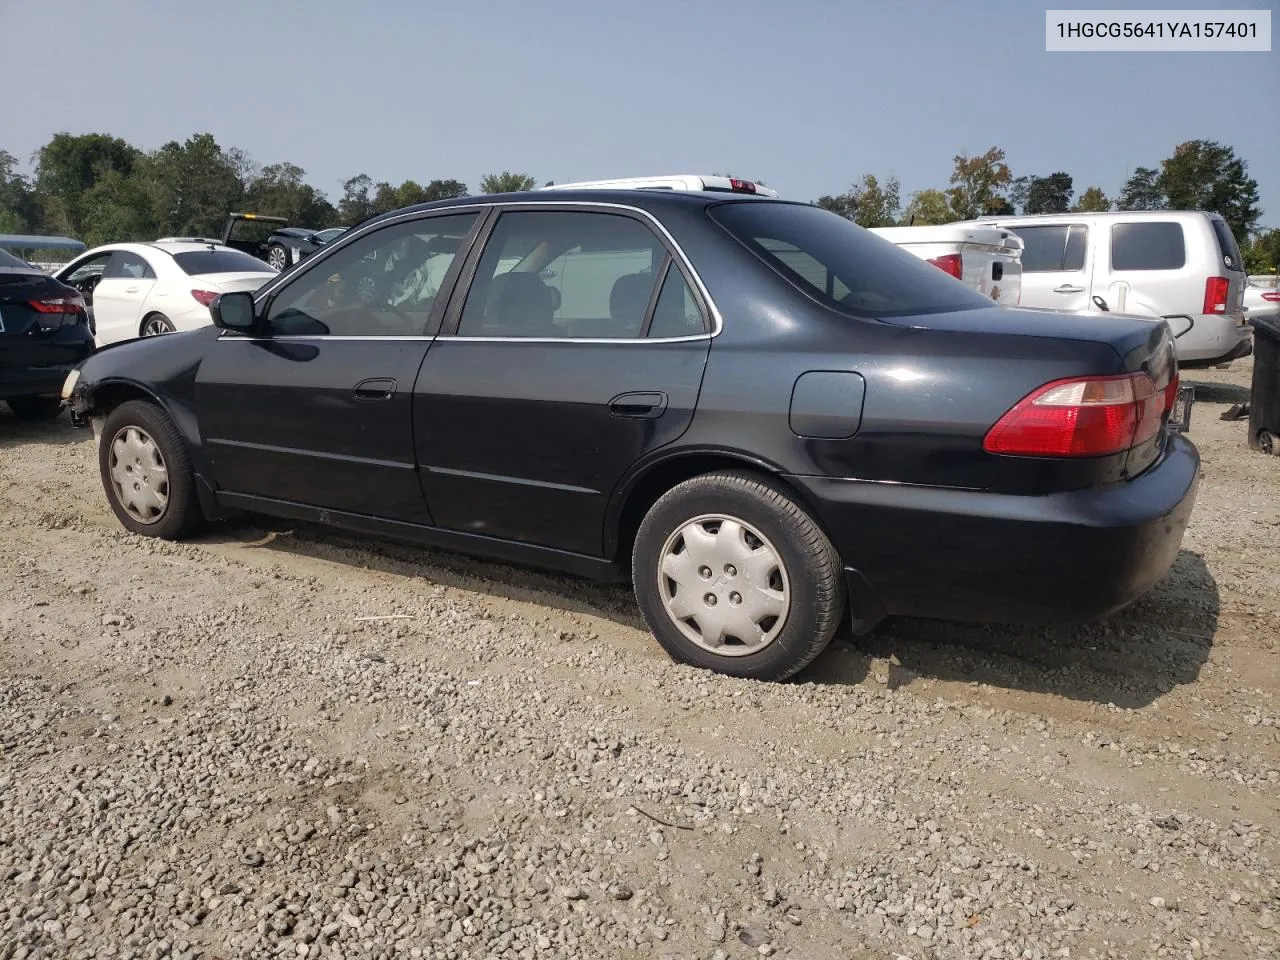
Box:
xmin=54 ymin=241 xmax=278 ymax=346
xmin=1244 ymin=277 xmax=1280 ymax=328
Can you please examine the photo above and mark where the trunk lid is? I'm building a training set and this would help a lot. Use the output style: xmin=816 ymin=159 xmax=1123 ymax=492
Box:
xmin=198 ymin=272 xmax=275 ymax=293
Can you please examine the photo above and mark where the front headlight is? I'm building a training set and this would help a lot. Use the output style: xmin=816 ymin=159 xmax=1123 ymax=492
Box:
xmin=61 ymin=368 xmax=80 ymax=400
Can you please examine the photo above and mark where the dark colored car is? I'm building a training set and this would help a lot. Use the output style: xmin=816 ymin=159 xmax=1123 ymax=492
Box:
xmin=0 ymin=249 xmax=94 ymax=419
xmin=64 ymin=191 xmax=1200 ymax=680
xmin=265 ymin=227 xmax=346 ymax=271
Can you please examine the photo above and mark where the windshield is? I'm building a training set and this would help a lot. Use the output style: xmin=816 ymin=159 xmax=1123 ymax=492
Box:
xmin=171 ymin=250 xmax=276 ymax=276
xmin=709 ymin=201 xmax=992 ymax=318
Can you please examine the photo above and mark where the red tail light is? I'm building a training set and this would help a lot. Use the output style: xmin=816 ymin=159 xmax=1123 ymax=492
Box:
xmin=1261 ymin=291 xmax=1280 ymax=303
xmin=927 ymin=253 xmax=963 ymax=279
xmin=28 ymin=296 xmax=86 ymax=314
xmin=728 ymin=178 xmax=757 ymax=194
xmin=1203 ymin=277 xmax=1229 ymax=314
xmin=984 ymin=372 xmax=1163 ymax=458
xmin=191 ymin=289 xmax=218 ymax=307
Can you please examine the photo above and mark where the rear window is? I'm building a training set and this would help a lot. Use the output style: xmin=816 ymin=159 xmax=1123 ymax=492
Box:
xmin=1015 ymin=225 xmax=1088 ymax=272
xmin=0 ymin=249 xmax=35 ymax=270
xmin=709 ymin=202 xmax=991 ymax=319
xmin=1111 ymin=222 xmax=1186 ymax=271
xmin=171 ymin=250 xmax=276 ymax=276
xmin=1210 ymin=219 xmax=1245 ymax=272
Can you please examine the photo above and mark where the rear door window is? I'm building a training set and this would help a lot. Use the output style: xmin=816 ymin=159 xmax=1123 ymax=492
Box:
xmin=709 ymin=201 xmax=990 ymax=318
xmin=1015 ymin=225 xmax=1088 ymax=272
xmin=105 ymin=251 xmax=156 ymax=280
xmin=1111 ymin=222 xmax=1186 ymax=271
xmin=1209 ymin=219 xmax=1245 ymax=272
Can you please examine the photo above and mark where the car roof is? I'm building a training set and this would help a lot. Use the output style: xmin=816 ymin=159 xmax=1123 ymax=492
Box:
xmin=353 ymin=188 xmax=780 ymax=232
xmin=973 ymin=210 xmax=1225 ymax=224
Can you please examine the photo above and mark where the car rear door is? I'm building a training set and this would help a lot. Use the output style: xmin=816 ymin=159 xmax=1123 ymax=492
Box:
xmin=414 ymin=205 xmax=713 ymax=557
xmin=1004 ymin=221 xmax=1094 ymax=313
xmin=92 ymin=250 xmax=158 ymax=343
xmin=193 ymin=210 xmax=482 ymax=523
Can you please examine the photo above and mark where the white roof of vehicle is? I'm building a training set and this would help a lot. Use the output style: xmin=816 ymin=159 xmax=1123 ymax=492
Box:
xmin=540 ymin=175 xmax=779 ymax=198
xmin=970 ymin=210 xmax=1225 ymax=225
xmin=870 ymin=224 xmax=1024 ymax=250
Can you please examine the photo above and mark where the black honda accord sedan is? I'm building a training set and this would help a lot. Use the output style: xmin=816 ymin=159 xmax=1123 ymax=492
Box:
xmin=63 ymin=189 xmax=1199 ymax=680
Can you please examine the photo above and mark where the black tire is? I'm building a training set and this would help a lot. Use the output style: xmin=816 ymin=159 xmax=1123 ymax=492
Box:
xmin=632 ymin=471 xmax=846 ymax=681
xmin=267 ymin=244 xmax=290 ymax=271
xmin=140 ymin=314 xmax=175 ymax=337
xmin=6 ymin=396 xmax=64 ymax=420
xmin=1260 ymin=429 xmax=1278 ymax=456
xmin=98 ymin=400 xmax=205 ymax=540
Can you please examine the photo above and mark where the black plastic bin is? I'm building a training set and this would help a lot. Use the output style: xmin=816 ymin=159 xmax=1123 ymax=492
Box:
xmin=1248 ymin=316 xmax=1280 ymax=455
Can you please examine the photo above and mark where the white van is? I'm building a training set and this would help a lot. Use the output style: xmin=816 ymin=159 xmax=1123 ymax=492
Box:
xmin=868 ymin=224 xmax=1024 ymax=306
xmin=970 ymin=211 xmax=1251 ymax=367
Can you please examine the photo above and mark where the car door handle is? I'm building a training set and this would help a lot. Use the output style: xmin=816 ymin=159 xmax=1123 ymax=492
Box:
xmin=125 ymin=286 xmax=140 ymax=293
xmin=609 ymin=391 xmax=667 ymax=419
xmin=353 ymin=378 xmax=396 ymax=401
xmin=1053 ymin=284 xmax=1085 ymax=294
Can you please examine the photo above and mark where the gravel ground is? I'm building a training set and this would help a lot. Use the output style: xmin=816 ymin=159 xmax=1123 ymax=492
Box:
xmin=1 ymin=359 xmax=1277 ymax=960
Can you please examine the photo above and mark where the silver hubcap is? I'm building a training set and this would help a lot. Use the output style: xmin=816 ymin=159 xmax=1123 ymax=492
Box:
xmin=108 ymin=426 xmax=169 ymax=524
xmin=657 ymin=514 xmax=790 ymax=656
xmin=142 ymin=317 xmax=170 ymax=336
xmin=269 ymin=248 xmax=287 ymax=270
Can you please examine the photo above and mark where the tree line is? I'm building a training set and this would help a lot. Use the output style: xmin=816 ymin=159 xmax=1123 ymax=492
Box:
xmin=816 ymin=139 xmax=1276 ymax=273
xmin=1 ymin=132 xmax=1275 ymax=273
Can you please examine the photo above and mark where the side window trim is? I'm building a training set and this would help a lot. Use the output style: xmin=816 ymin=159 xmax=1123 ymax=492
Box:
xmin=637 ymin=255 xmax=673 ymax=338
xmin=438 ymin=203 xmax=712 ymax=342
xmin=257 ymin=209 xmax=488 ymax=339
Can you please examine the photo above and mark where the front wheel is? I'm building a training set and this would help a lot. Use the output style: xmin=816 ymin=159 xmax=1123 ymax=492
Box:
xmin=99 ymin=400 xmax=205 ymax=540
xmin=6 ymin=396 xmax=64 ymax=420
xmin=632 ymin=471 xmax=846 ymax=681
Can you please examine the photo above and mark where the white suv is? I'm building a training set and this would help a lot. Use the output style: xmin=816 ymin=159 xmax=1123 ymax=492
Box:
xmin=970 ymin=211 xmax=1251 ymax=367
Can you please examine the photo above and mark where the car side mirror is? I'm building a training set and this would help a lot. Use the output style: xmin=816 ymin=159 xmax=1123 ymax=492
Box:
xmin=210 ymin=291 xmax=258 ymax=333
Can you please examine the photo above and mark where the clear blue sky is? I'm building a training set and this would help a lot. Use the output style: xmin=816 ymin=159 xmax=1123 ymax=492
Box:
xmin=2 ymin=0 xmax=1276 ymax=225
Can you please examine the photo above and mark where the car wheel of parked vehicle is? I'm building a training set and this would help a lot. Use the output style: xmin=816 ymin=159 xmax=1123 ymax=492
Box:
xmin=632 ymin=471 xmax=846 ymax=681
xmin=268 ymin=244 xmax=290 ymax=271
xmin=99 ymin=400 xmax=205 ymax=540
xmin=1259 ymin=429 xmax=1278 ymax=456
xmin=140 ymin=314 xmax=175 ymax=337
xmin=6 ymin=396 xmax=64 ymax=420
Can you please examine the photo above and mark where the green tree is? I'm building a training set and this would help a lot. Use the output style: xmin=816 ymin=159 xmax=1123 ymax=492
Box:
xmin=79 ymin=167 xmax=157 ymax=246
xmin=816 ymin=174 xmax=901 ymax=228
xmin=480 ymin=171 xmax=536 ymax=194
xmin=422 ymin=179 xmax=468 ymax=202
xmin=1073 ymin=186 xmax=1112 ymax=212
xmin=902 ymin=188 xmax=953 ymax=225
xmin=244 ymin=162 xmax=336 ymax=225
xmin=0 ymin=150 xmax=38 ymax=233
xmin=1009 ymin=175 xmax=1031 ymax=214
xmin=946 ymin=147 xmax=1012 ymax=220
xmin=1244 ymin=229 xmax=1280 ymax=275
xmin=1157 ymin=139 xmax=1260 ymax=240
xmin=1117 ymin=166 xmax=1164 ymax=211
xmin=140 ymin=133 xmax=245 ymax=237
xmin=1025 ymin=172 xmax=1073 ymax=214
xmin=337 ymin=174 xmax=375 ymax=225
xmin=34 ymin=133 xmax=141 ymax=236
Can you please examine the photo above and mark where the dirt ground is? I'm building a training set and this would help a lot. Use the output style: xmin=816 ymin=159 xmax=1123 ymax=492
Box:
xmin=1 ymin=358 xmax=1277 ymax=960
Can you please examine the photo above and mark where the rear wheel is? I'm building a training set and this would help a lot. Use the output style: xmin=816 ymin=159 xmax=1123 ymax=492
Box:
xmin=632 ymin=471 xmax=846 ymax=681
xmin=99 ymin=400 xmax=205 ymax=540
xmin=140 ymin=313 xmax=175 ymax=337
xmin=6 ymin=396 xmax=64 ymax=420
xmin=268 ymin=244 xmax=290 ymax=271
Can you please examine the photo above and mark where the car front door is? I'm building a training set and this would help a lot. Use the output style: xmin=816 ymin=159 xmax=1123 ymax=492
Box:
xmin=92 ymin=251 xmax=158 ymax=343
xmin=415 ymin=206 xmax=713 ymax=557
xmin=1004 ymin=222 xmax=1094 ymax=313
xmin=193 ymin=210 xmax=482 ymax=523
xmin=56 ymin=252 xmax=113 ymax=339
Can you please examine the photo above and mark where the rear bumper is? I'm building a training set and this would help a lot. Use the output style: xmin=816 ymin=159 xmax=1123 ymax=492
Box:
xmin=0 ymin=333 xmax=94 ymax=400
xmin=789 ymin=433 xmax=1200 ymax=627
xmin=1173 ymin=313 xmax=1252 ymax=366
